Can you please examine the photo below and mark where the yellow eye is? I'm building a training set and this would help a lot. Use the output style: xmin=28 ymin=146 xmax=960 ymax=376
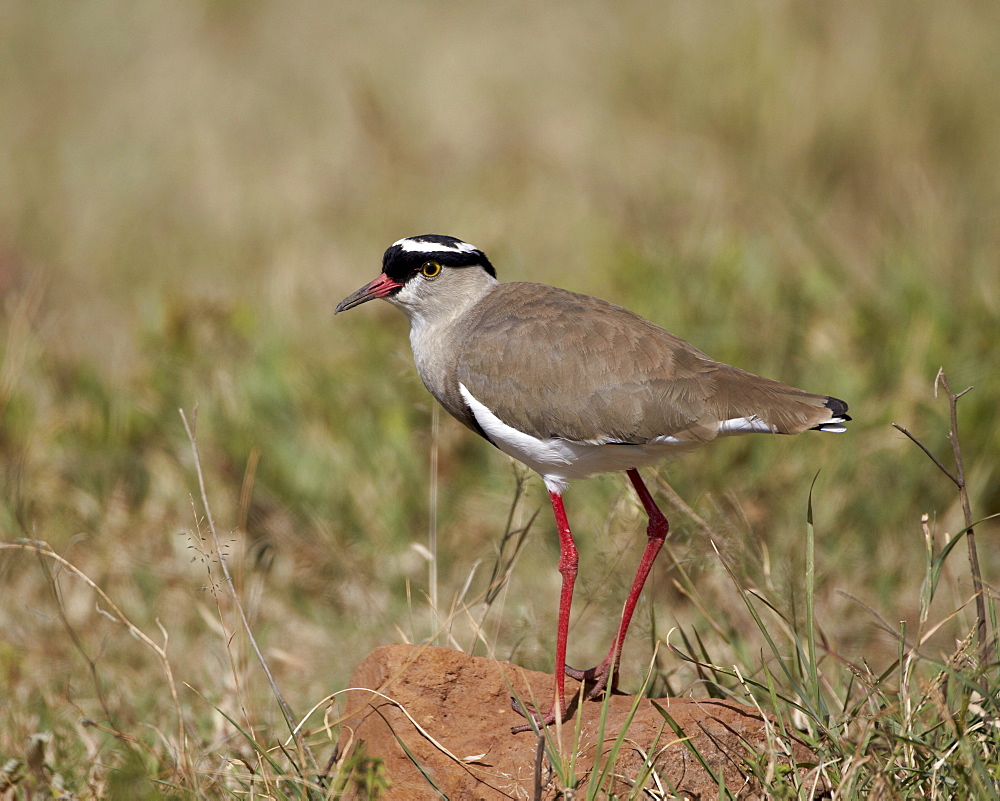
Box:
xmin=421 ymin=261 xmax=442 ymax=278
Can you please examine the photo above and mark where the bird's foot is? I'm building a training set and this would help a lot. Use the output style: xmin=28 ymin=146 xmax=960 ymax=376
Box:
xmin=564 ymin=660 xmax=619 ymax=700
xmin=510 ymin=696 xmax=574 ymax=734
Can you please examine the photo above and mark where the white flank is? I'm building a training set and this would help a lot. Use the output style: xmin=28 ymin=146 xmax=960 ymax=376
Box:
xmin=814 ymin=423 xmax=848 ymax=433
xmin=458 ymin=383 xmax=702 ymax=492
xmin=718 ymin=416 xmax=777 ymax=435
xmin=393 ymin=237 xmax=480 ymax=255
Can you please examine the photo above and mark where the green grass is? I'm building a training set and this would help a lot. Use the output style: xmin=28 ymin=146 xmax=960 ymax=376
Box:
xmin=1 ymin=2 xmax=999 ymax=796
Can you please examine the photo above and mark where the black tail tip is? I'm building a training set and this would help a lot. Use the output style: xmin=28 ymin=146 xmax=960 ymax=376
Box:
xmin=825 ymin=396 xmax=851 ymax=421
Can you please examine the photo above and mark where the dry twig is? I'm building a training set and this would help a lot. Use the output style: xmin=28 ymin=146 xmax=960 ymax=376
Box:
xmin=892 ymin=368 xmax=990 ymax=670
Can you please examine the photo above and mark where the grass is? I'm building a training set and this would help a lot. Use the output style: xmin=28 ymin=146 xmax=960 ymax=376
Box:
xmin=1 ymin=1 xmax=999 ymax=797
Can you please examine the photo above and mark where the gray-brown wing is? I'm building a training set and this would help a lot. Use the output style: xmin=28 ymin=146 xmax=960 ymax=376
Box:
xmin=455 ymin=283 xmax=841 ymax=444
xmin=455 ymin=283 xmax=717 ymax=443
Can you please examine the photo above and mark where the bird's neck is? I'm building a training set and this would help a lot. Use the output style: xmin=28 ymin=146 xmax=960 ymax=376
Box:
xmin=392 ymin=273 xmax=501 ymax=344
xmin=388 ymin=273 xmax=501 ymax=406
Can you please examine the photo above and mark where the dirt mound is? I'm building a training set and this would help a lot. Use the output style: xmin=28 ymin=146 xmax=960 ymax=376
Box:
xmin=335 ymin=644 xmax=825 ymax=798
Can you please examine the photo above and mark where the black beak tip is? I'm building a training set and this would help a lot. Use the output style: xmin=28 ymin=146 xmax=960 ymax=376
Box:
xmin=334 ymin=296 xmax=361 ymax=315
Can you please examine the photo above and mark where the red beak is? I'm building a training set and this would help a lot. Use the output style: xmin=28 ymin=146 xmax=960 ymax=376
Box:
xmin=335 ymin=273 xmax=403 ymax=313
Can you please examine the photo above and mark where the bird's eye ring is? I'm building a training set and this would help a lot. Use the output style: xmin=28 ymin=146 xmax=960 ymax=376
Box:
xmin=421 ymin=261 xmax=442 ymax=278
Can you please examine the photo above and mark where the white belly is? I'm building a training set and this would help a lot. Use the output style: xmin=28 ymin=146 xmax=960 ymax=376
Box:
xmin=459 ymin=383 xmax=702 ymax=492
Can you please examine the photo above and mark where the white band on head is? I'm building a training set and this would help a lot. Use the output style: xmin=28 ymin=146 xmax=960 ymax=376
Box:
xmin=393 ymin=237 xmax=480 ymax=255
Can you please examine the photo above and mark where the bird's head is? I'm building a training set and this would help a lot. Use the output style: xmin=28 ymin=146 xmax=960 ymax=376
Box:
xmin=335 ymin=235 xmax=497 ymax=317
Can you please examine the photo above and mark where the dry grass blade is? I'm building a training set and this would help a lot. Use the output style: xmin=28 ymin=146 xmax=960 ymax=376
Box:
xmin=320 ymin=688 xmax=484 ymax=766
xmin=178 ymin=406 xmax=317 ymax=771
xmin=893 ymin=370 xmax=991 ymax=671
xmin=0 ymin=540 xmax=190 ymax=778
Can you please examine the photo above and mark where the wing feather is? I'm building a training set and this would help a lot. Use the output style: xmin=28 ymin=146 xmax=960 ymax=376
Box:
xmin=454 ymin=283 xmax=844 ymax=444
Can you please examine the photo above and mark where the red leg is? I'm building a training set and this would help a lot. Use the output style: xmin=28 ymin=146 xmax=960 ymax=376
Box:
xmin=565 ymin=468 xmax=668 ymax=699
xmin=512 ymin=489 xmax=579 ymax=733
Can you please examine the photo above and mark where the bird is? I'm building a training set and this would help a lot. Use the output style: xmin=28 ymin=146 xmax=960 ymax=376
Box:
xmin=335 ymin=234 xmax=850 ymax=733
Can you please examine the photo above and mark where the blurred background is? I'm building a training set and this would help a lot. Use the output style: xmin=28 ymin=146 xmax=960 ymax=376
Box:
xmin=1 ymin=0 xmax=998 ymax=790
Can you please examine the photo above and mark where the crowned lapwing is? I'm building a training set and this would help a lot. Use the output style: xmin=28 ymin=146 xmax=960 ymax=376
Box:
xmin=336 ymin=235 xmax=850 ymax=733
